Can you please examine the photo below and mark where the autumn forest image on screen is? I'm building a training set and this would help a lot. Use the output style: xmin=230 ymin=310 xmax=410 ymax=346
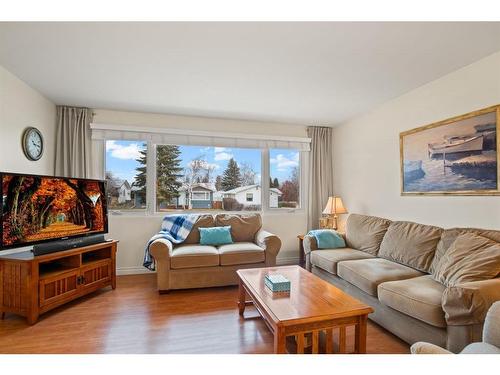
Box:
xmin=1 ymin=175 xmax=107 ymax=247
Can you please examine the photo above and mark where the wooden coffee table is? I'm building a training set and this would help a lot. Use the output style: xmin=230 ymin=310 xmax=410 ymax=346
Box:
xmin=237 ymin=265 xmax=373 ymax=354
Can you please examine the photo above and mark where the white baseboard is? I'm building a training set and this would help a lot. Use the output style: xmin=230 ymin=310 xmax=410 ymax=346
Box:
xmin=117 ymin=256 xmax=300 ymax=276
xmin=116 ymin=266 xmax=153 ymax=275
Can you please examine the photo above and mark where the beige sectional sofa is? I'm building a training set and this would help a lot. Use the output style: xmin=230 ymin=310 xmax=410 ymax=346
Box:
xmin=150 ymin=213 xmax=281 ymax=292
xmin=304 ymin=214 xmax=500 ymax=353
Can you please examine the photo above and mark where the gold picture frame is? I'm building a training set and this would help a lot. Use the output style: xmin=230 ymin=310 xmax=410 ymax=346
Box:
xmin=400 ymin=104 xmax=500 ymax=196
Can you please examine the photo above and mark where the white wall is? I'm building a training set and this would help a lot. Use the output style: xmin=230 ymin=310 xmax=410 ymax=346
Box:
xmin=0 ymin=65 xmax=57 ymax=175
xmin=92 ymin=109 xmax=308 ymax=273
xmin=333 ymin=50 xmax=500 ymax=231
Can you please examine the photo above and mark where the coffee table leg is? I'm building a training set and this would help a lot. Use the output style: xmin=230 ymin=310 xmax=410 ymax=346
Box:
xmin=339 ymin=326 xmax=346 ymax=353
xmin=274 ymin=327 xmax=286 ymax=354
xmin=355 ymin=315 xmax=368 ymax=354
xmin=238 ymin=279 xmax=246 ymax=316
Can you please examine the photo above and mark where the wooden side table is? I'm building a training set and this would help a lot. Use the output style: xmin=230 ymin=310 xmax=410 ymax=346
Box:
xmin=297 ymin=235 xmax=305 ymax=268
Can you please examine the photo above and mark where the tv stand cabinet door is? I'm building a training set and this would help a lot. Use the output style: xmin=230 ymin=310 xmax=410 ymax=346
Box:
xmin=39 ymin=270 xmax=80 ymax=309
xmin=80 ymin=259 xmax=112 ymax=291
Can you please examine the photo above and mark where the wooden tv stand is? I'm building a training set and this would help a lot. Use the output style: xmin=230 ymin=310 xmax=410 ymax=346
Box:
xmin=0 ymin=240 xmax=118 ymax=324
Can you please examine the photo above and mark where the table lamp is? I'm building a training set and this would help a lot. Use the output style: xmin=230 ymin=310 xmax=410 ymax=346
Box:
xmin=321 ymin=196 xmax=348 ymax=230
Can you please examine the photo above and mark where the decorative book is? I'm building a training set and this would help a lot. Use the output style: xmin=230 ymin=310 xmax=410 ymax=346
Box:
xmin=264 ymin=274 xmax=291 ymax=292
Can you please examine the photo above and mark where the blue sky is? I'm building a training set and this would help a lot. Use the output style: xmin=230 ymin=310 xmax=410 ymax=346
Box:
xmin=105 ymin=141 xmax=299 ymax=186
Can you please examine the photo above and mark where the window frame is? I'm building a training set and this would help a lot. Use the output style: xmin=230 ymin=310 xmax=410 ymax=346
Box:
xmin=103 ymin=140 xmax=306 ymax=216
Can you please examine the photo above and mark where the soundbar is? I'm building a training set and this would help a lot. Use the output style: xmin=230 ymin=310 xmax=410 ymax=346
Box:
xmin=32 ymin=234 xmax=106 ymax=256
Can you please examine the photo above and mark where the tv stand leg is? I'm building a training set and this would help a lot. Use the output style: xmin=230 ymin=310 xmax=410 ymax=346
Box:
xmin=27 ymin=312 xmax=39 ymax=325
xmin=1 ymin=311 xmax=5 ymax=320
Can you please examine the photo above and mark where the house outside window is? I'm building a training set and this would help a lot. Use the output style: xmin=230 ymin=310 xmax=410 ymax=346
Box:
xmin=156 ymin=145 xmax=262 ymax=212
xmin=104 ymin=140 xmax=303 ymax=213
xmin=105 ymin=140 xmax=147 ymax=211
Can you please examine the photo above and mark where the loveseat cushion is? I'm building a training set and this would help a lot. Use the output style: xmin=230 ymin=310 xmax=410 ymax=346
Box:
xmin=310 ymin=248 xmax=374 ymax=275
xmin=218 ymin=242 xmax=265 ymax=266
xmin=430 ymin=228 xmax=500 ymax=274
xmin=171 ymin=244 xmax=219 ymax=269
xmin=378 ymin=221 xmax=443 ymax=272
xmin=337 ymin=258 xmax=424 ymax=297
xmin=215 ymin=214 xmax=262 ymax=242
xmin=378 ymin=275 xmax=446 ymax=327
xmin=432 ymin=232 xmax=500 ymax=286
xmin=184 ymin=214 xmax=216 ymax=244
xmin=345 ymin=214 xmax=392 ymax=255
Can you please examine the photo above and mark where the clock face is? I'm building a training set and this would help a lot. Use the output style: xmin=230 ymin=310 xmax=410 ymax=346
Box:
xmin=23 ymin=127 xmax=44 ymax=161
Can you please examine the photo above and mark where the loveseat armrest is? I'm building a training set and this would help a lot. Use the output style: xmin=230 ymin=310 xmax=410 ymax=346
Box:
xmin=442 ymin=278 xmax=500 ymax=326
xmin=255 ymin=229 xmax=281 ymax=266
xmin=149 ymin=238 xmax=174 ymax=292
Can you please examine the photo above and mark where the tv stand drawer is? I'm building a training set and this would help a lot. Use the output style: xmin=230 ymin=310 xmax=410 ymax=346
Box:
xmin=39 ymin=269 xmax=80 ymax=308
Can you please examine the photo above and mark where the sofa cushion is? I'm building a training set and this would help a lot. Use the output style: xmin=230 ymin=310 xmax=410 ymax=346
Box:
xmin=218 ymin=242 xmax=265 ymax=266
xmin=378 ymin=221 xmax=443 ymax=272
xmin=215 ymin=214 xmax=262 ymax=242
xmin=432 ymin=232 xmax=500 ymax=286
xmin=310 ymin=248 xmax=375 ymax=275
xmin=337 ymin=258 xmax=424 ymax=297
xmin=378 ymin=275 xmax=446 ymax=327
xmin=170 ymin=244 xmax=219 ymax=269
xmin=345 ymin=214 xmax=392 ymax=255
xmin=184 ymin=214 xmax=215 ymax=244
xmin=430 ymin=228 xmax=500 ymax=274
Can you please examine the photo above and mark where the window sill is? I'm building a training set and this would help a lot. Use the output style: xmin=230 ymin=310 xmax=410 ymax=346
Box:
xmin=108 ymin=208 xmax=305 ymax=218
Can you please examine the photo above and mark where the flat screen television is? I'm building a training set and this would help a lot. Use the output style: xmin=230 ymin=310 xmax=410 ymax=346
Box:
xmin=1 ymin=172 xmax=108 ymax=251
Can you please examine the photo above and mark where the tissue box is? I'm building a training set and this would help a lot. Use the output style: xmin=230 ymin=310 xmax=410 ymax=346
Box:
xmin=264 ymin=274 xmax=291 ymax=292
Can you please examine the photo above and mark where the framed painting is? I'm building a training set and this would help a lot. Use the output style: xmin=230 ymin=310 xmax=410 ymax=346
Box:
xmin=400 ymin=105 xmax=500 ymax=195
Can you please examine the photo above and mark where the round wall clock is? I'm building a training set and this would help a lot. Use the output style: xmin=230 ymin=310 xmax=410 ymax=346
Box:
xmin=22 ymin=127 xmax=44 ymax=161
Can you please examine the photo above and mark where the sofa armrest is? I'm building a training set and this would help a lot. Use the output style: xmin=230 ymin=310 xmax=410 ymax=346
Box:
xmin=410 ymin=342 xmax=452 ymax=354
xmin=255 ymin=229 xmax=281 ymax=266
xmin=149 ymin=238 xmax=173 ymax=292
xmin=303 ymin=231 xmax=347 ymax=255
xmin=303 ymin=235 xmax=318 ymax=255
xmin=442 ymin=278 xmax=500 ymax=326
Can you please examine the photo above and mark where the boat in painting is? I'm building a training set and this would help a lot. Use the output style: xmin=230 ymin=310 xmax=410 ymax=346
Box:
xmin=428 ymin=134 xmax=484 ymax=156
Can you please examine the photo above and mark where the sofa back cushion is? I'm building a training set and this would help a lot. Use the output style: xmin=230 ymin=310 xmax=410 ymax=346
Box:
xmin=184 ymin=214 xmax=215 ymax=244
xmin=378 ymin=221 xmax=443 ymax=272
xmin=432 ymin=232 xmax=500 ymax=286
xmin=430 ymin=228 xmax=500 ymax=274
xmin=215 ymin=213 xmax=262 ymax=242
xmin=345 ymin=214 xmax=392 ymax=255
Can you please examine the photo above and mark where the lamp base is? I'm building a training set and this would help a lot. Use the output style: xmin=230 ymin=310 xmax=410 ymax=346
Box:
xmin=319 ymin=215 xmax=338 ymax=230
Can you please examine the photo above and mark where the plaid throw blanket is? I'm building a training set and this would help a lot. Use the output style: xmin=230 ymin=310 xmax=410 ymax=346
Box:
xmin=143 ymin=214 xmax=200 ymax=271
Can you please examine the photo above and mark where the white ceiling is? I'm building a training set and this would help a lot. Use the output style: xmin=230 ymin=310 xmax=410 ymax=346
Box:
xmin=1 ymin=22 xmax=500 ymax=126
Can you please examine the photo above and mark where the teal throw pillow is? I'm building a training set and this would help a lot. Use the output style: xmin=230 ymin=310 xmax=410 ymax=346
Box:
xmin=199 ymin=226 xmax=233 ymax=246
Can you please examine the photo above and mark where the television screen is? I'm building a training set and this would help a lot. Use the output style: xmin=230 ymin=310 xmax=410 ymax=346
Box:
xmin=1 ymin=173 xmax=108 ymax=250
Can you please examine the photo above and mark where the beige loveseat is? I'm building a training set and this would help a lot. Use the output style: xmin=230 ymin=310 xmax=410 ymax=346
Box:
xmin=304 ymin=214 xmax=500 ymax=353
xmin=150 ymin=213 xmax=281 ymax=293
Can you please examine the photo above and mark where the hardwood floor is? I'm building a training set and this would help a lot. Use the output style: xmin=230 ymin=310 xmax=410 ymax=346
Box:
xmin=0 ymin=274 xmax=409 ymax=354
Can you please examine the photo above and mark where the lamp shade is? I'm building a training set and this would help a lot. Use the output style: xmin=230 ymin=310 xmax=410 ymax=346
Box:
xmin=322 ymin=196 xmax=348 ymax=215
